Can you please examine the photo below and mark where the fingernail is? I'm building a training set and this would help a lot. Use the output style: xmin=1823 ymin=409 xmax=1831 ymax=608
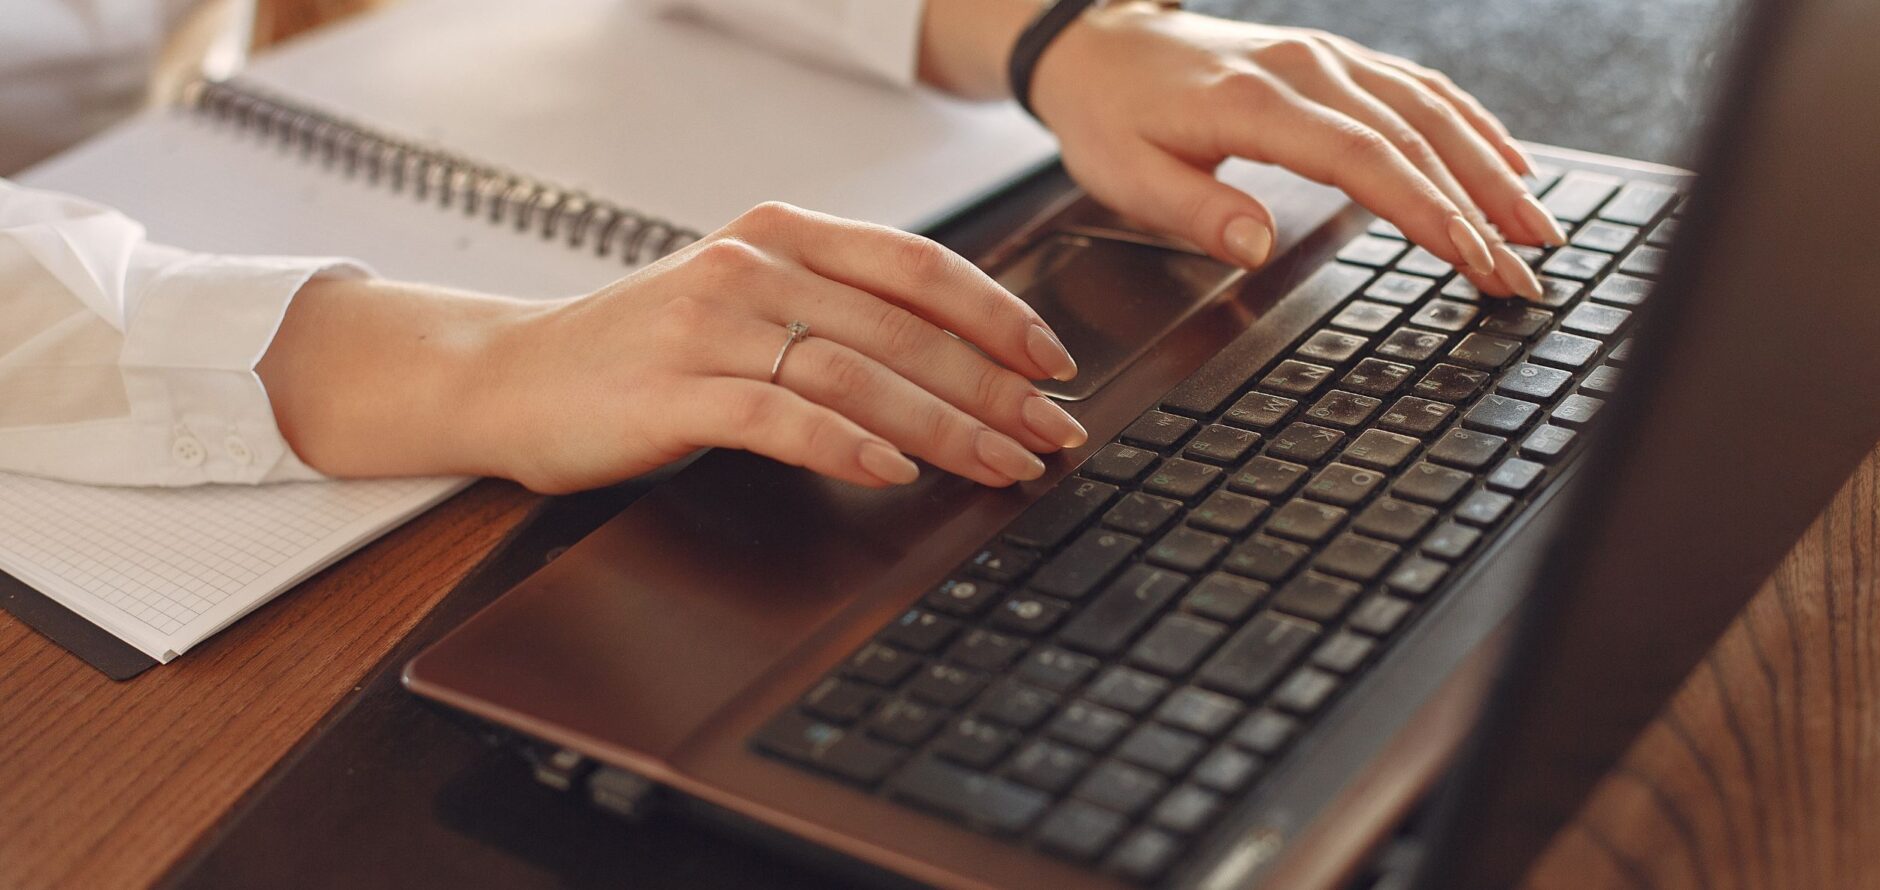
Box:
xmin=1022 ymin=394 xmax=1088 ymax=449
xmin=977 ymin=429 xmax=1046 ymax=482
xmin=1026 ymin=324 xmax=1078 ymax=382
xmin=1515 ymin=194 xmax=1568 ymax=246
xmin=1223 ymin=216 xmax=1273 ymax=269
xmin=1504 ymin=139 xmax=1538 ymax=176
xmin=1446 ymin=215 xmax=1497 ymax=277
xmin=858 ymin=440 xmax=919 ymax=485
xmin=1493 ymin=243 xmax=1545 ymax=301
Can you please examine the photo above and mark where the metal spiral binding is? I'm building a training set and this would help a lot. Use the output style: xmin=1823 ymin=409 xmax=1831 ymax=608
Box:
xmin=182 ymin=78 xmax=702 ymax=265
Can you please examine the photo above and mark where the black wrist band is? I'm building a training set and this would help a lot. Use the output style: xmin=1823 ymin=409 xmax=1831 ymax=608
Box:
xmin=1008 ymin=0 xmax=1102 ymax=123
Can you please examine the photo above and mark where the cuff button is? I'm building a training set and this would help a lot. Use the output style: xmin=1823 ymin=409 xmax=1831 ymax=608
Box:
xmin=172 ymin=436 xmax=207 ymax=468
xmin=224 ymin=436 xmax=254 ymax=467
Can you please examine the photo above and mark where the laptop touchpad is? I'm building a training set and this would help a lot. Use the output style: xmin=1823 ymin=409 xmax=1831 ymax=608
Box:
xmin=996 ymin=232 xmax=1241 ymax=401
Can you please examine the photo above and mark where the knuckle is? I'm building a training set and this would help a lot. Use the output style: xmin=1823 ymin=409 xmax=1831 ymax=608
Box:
xmin=887 ymin=232 xmax=953 ymax=286
xmin=1206 ymin=70 xmax=1277 ymax=112
xmin=818 ymin=345 xmax=876 ymax=396
xmin=1255 ymin=36 xmax=1324 ymax=71
xmin=656 ymin=294 xmax=713 ymax=340
xmin=1332 ymin=123 xmax=1392 ymax=163
xmin=692 ymin=237 xmax=769 ymax=278
xmin=872 ymin=306 xmax=932 ymax=360
xmin=971 ymin=365 xmax=1026 ymax=417
xmin=734 ymin=200 xmax=804 ymax=236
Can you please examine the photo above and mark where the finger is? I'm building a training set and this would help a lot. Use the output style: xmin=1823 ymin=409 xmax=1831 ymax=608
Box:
xmin=1343 ymin=58 xmax=1565 ymax=247
xmin=1071 ymin=139 xmax=1278 ymax=269
xmin=675 ymin=377 xmax=919 ymax=488
xmin=762 ymin=326 xmax=1046 ymax=487
xmin=1369 ymin=52 xmax=1536 ymax=177
xmin=745 ymin=266 xmax=1088 ymax=453
xmin=722 ymin=202 xmax=1078 ymax=382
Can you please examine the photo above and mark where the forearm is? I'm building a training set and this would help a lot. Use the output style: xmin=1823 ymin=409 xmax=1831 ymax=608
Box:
xmin=256 ymin=277 xmax=548 ymax=481
xmin=917 ymin=0 xmax=1041 ymax=98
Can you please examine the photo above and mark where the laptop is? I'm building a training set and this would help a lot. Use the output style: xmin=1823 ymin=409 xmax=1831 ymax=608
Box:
xmin=404 ymin=0 xmax=1880 ymax=886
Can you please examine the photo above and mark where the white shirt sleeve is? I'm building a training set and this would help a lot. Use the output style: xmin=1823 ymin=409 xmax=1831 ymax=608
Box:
xmin=0 ymin=179 xmax=369 ymax=487
xmin=645 ymin=0 xmax=928 ymax=87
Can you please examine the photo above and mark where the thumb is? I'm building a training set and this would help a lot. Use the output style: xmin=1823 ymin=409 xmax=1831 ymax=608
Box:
xmin=1081 ymin=144 xmax=1279 ymax=269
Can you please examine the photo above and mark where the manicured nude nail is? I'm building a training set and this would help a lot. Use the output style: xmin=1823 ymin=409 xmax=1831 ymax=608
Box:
xmin=1504 ymin=139 xmax=1538 ymax=177
xmin=1223 ymin=216 xmax=1273 ymax=269
xmin=858 ymin=440 xmax=919 ymax=485
xmin=1026 ymin=324 xmax=1078 ymax=382
xmin=1493 ymin=243 xmax=1545 ymax=301
xmin=977 ymin=429 xmax=1046 ymax=482
xmin=1446 ymin=216 xmax=1497 ymax=277
xmin=1022 ymin=394 xmax=1088 ymax=449
xmin=1515 ymin=194 xmax=1568 ymax=246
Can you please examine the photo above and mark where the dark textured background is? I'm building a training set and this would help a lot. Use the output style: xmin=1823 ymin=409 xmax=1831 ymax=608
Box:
xmin=1204 ymin=0 xmax=1744 ymax=164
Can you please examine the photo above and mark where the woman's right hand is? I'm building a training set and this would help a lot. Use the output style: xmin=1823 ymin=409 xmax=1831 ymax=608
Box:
xmin=476 ymin=202 xmax=1089 ymax=494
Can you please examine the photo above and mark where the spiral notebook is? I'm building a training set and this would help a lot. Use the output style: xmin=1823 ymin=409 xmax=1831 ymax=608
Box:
xmin=3 ymin=0 xmax=1058 ymax=674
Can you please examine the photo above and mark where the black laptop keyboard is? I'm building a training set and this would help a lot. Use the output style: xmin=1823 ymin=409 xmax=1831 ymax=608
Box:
xmin=750 ymin=167 xmax=1683 ymax=884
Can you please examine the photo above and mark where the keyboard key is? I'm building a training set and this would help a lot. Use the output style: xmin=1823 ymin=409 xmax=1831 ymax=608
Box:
xmin=1498 ymin=362 xmax=1574 ymax=401
xmin=888 ymin=756 xmax=1050 ymax=833
xmin=1103 ymin=492 xmax=1183 ymax=537
xmin=1192 ymin=745 xmax=1262 ymax=793
xmin=1336 ymin=235 xmax=1408 ymax=266
xmin=1184 ymin=424 xmax=1260 ymax=465
xmin=1222 ymin=535 xmax=1310 ymax=582
xmin=1440 ymin=276 xmax=1481 ymax=302
xmin=1349 ymin=595 xmax=1416 ymax=636
xmin=1340 ymin=357 xmax=1417 ymax=397
xmin=1303 ymin=462 xmax=1385 ymax=507
xmin=756 ymin=712 xmax=906 ymax=785
xmin=1539 ymin=246 xmax=1610 ymax=281
xmin=1049 ymin=701 xmax=1133 ymax=750
xmin=803 ymin=677 xmax=880 ymax=724
xmin=1143 ymin=458 xmax=1224 ymax=501
xmin=934 ymin=717 xmax=1016 ymax=768
xmin=1086 ymin=666 xmax=1171 ymax=716
xmin=1477 ymin=304 xmax=1554 ymax=340
xmin=1393 ymin=461 xmax=1473 ymax=506
xmin=1266 ymin=499 xmax=1348 ymax=543
xmin=1342 ymin=428 xmax=1420 ymax=471
xmin=1364 ymin=271 xmax=1437 ymax=305
xmin=1082 ymin=443 xmax=1156 ymax=483
xmin=1271 ymin=571 xmax=1363 ymax=621
xmin=990 ymin=594 xmax=1070 ymax=635
xmin=1540 ymin=171 xmax=1620 ymax=222
xmin=1271 ymin=666 xmax=1342 ymax=714
xmin=1581 ymin=364 xmax=1623 ymax=395
xmin=1408 ymin=299 xmax=1480 ymax=332
xmin=1561 ymin=303 xmax=1633 ymax=338
xmin=1059 ymin=565 xmax=1188 ymax=656
xmin=1230 ymin=456 xmax=1310 ymax=499
xmin=1329 ymin=300 xmax=1402 ymax=333
xmin=1155 ymin=686 xmax=1245 ymax=737
xmin=1463 ymin=394 xmax=1542 ymax=435
xmin=1035 ymin=799 xmax=1127 ymax=861
xmin=1003 ymin=479 xmax=1116 ymax=549
xmin=1550 ymin=393 xmax=1605 ymax=428
xmin=879 ymin=609 xmax=959 ymax=652
xmin=1455 ymin=490 xmax=1516 ymax=526
xmin=1569 ymin=220 xmax=1639 ymax=253
xmin=1232 ymin=708 xmax=1301 ymax=754
xmin=1534 ymin=276 xmax=1583 ymax=309
xmin=1182 ymin=573 xmax=1269 ymax=624
xmin=1314 ymin=533 xmax=1401 ymax=582
xmin=1413 ymin=364 xmax=1490 ymax=403
xmin=867 ymin=697 xmax=947 ymax=745
xmin=1386 ymin=556 xmax=1448 ymax=597
xmin=844 ymin=642 xmax=922 ymax=686
xmin=907 ymin=663 xmax=988 ymax=707
xmin=1378 ymin=396 xmax=1456 ymax=437
xmin=965 ymin=542 xmax=1038 ymax=583
xmin=1267 ymin=422 xmax=1347 ymax=463
xmin=1197 ymin=612 xmax=1319 ymax=698
xmin=1296 ymin=330 xmax=1370 ymax=364
xmin=1447 ymin=332 xmax=1523 ymax=371
xmin=1507 ymin=243 xmax=1546 ymax=266
xmin=1017 ymin=647 xmax=1100 ymax=693
xmin=1151 ymin=784 xmax=1224 ymax=834
xmin=1128 ymin=614 xmax=1229 ymax=676
xmin=1009 ymin=740 xmax=1094 ymax=794
xmin=1115 ymin=724 xmax=1207 ymax=775
xmin=1427 ymin=427 xmax=1508 ymax=470
xmin=1395 ymin=246 xmax=1453 ymax=278
xmin=1121 ymin=410 xmax=1197 ymax=450
xmin=1352 ymin=497 xmax=1438 ymax=543
xmin=1590 ymin=273 xmax=1652 ymax=306
xmin=1619 ymin=245 xmax=1668 ymax=277
xmin=1367 ymin=218 xmax=1405 ymax=239
xmin=1600 ymin=180 xmax=1677 ymax=225
xmin=976 ymin=680 xmax=1059 ymax=730
xmin=1530 ymin=331 xmax=1604 ymax=369
xmin=1149 ymin=527 xmax=1227 ymax=573
xmin=1074 ymin=760 xmax=1167 ymax=816
xmin=1312 ymin=630 xmax=1378 ymax=673
xmin=948 ymin=629 xmax=1027 ymax=671
xmin=1189 ymin=490 xmax=1270 ymax=536
xmin=1374 ymin=327 xmax=1451 ymax=362
xmin=1030 ymin=528 xmax=1140 ymax=600
xmin=1305 ymin=390 xmax=1384 ymax=429
xmin=1608 ymin=338 xmax=1636 ymax=363
xmin=1108 ymin=825 xmax=1183 ymax=882
xmin=1224 ymin=392 xmax=1300 ymax=431
xmin=1421 ymin=521 xmax=1481 ymax=560
xmin=923 ymin=575 xmax=1003 ymax=619
xmin=1487 ymin=457 xmax=1546 ymax=494
xmin=1521 ymin=423 xmax=1579 ymax=461
xmin=1647 ymin=217 xmax=1680 ymax=247
xmin=1259 ymin=359 xmax=1338 ymax=396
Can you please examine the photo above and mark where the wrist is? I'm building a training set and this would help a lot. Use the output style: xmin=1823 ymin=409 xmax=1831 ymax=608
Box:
xmin=1025 ymin=1 xmax=1180 ymax=127
xmin=919 ymin=0 xmax=1045 ymax=98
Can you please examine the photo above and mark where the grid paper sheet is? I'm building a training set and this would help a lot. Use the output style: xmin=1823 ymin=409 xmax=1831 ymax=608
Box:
xmin=0 ymin=472 xmax=466 ymax=662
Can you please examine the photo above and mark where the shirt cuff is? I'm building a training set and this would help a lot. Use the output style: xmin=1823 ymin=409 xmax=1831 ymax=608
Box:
xmin=119 ymin=249 xmax=372 ymax=486
xmin=845 ymin=0 xmax=928 ymax=87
